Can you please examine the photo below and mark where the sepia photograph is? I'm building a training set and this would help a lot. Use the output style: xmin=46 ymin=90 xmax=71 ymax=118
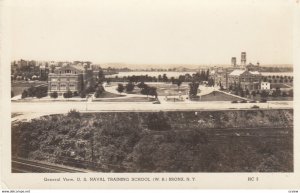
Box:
xmin=1 ymin=0 xmax=299 ymax=190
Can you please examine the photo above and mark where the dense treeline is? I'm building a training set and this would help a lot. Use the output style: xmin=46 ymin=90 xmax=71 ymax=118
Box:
xmin=12 ymin=110 xmax=293 ymax=172
xmin=105 ymin=70 xmax=214 ymax=85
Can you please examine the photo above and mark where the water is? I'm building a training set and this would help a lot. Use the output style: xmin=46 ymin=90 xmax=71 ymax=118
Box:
xmin=106 ymin=71 xmax=294 ymax=78
xmin=106 ymin=71 xmax=197 ymax=78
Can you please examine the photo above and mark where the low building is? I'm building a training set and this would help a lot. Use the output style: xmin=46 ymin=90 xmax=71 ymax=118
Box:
xmin=228 ymin=69 xmax=261 ymax=91
xmin=261 ymin=82 xmax=271 ymax=90
xmin=48 ymin=64 xmax=95 ymax=96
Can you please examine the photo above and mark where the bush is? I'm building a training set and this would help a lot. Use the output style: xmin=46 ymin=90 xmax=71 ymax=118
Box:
xmin=85 ymin=86 xmax=96 ymax=94
xmin=80 ymin=91 xmax=86 ymax=98
xmin=21 ymin=90 xmax=28 ymax=99
xmin=95 ymin=85 xmax=105 ymax=98
xmin=147 ymin=111 xmax=171 ymax=131
xmin=116 ymin=84 xmax=124 ymax=94
xmin=189 ymin=82 xmax=200 ymax=97
xmin=50 ymin=92 xmax=58 ymax=98
xmin=67 ymin=109 xmax=80 ymax=118
xmin=63 ymin=90 xmax=73 ymax=98
xmin=125 ymin=82 xmax=135 ymax=92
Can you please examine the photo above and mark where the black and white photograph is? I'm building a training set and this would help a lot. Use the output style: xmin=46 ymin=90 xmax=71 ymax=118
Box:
xmin=1 ymin=0 xmax=299 ymax=190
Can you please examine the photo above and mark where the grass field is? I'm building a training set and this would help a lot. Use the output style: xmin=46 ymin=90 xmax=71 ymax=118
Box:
xmin=93 ymin=96 xmax=155 ymax=102
xmin=95 ymin=91 xmax=124 ymax=98
xmin=147 ymin=83 xmax=189 ymax=96
xmin=12 ymin=109 xmax=293 ymax=172
xmin=11 ymin=81 xmax=47 ymax=96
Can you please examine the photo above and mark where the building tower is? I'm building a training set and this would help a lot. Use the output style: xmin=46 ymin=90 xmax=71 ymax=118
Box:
xmin=241 ymin=52 xmax=246 ymax=65
xmin=231 ymin=57 xmax=237 ymax=67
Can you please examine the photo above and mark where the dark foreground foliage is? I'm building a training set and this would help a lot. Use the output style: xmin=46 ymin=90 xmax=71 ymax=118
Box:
xmin=12 ymin=109 xmax=293 ymax=172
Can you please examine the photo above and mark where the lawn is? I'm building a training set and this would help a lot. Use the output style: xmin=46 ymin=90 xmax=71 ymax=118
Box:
xmin=95 ymin=91 xmax=124 ymax=98
xmin=194 ymin=91 xmax=242 ymax=101
xmin=250 ymin=95 xmax=293 ymax=101
xmin=93 ymin=97 xmax=156 ymax=102
xmin=11 ymin=81 xmax=47 ymax=96
xmin=270 ymin=83 xmax=292 ymax=89
xmin=147 ymin=83 xmax=189 ymax=96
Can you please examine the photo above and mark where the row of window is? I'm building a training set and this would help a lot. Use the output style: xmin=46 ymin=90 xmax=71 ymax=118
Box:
xmin=51 ymin=78 xmax=77 ymax=82
xmin=59 ymin=70 xmax=77 ymax=74
xmin=50 ymin=84 xmax=76 ymax=90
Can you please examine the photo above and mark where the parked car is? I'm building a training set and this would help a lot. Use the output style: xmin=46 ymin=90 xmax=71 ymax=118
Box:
xmin=251 ymin=105 xmax=260 ymax=109
xmin=231 ymin=100 xmax=238 ymax=103
xmin=240 ymin=100 xmax=248 ymax=103
xmin=153 ymin=101 xmax=161 ymax=104
xmin=249 ymin=100 xmax=256 ymax=103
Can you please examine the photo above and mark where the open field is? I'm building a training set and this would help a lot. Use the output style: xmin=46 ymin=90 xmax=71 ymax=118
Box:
xmin=12 ymin=109 xmax=293 ymax=172
xmin=11 ymin=81 xmax=47 ymax=96
xmin=93 ymin=97 xmax=156 ymax=102
xmin=95 ymin=91 xmax=124 ymax=98
xmin=147 ymin=83 xmax=189 ymax=96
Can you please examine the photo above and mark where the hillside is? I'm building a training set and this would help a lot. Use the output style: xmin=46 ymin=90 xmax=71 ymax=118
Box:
xmin=12 ymin=109 xmax=293 ymax=172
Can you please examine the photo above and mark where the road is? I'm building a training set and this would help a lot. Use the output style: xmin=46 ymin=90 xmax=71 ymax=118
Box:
xmin=11 ymin=100 xmax=293 ymax=122
xmin=12 ymin=157 xmax=88 ymax=173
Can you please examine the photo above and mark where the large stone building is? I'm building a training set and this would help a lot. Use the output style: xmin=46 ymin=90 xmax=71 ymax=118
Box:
xmin=228 ymin=69 xmax=261 ymax=90
xmin=48 ymin=64 xmax=95 ymax=96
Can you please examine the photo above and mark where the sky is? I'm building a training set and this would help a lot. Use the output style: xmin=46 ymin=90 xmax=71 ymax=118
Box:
xmin=8 ymin=0 xmax=294 ymax=66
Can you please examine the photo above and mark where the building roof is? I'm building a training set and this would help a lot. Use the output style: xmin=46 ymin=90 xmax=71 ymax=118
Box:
xmin=229 ymin=69 xmax=246 ymax=76
xmin=53 ymin=65 xmax=85 ymax=73
xmin=249 ymin=71 xmax=261 ymax=75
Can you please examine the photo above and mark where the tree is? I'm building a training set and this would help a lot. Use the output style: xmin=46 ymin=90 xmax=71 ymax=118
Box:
xmin=273 ymin=87 xmax=281 ymax=97
xmin=162 ymin=74 xmax=168 ymax=82
xmin=147 ymin=112 xmax=171 ymax=131
xmin=63 ymin=90 xmax=73 ymax=98
xmin=188 ymin=82 xmax=200 ymax=98
xmin=176 ymin=80 xmax=182 ymax=91
xmin=148 ymin=87 xmax=158 ymax=98
xmin=261 ymin=90 xmax=268 ymax=98
xmin=245 ymin=89 xmax=250 ymax=97
xmin=95 ymin=85 xmax=105 ymax=98
xmin=116 ymin=83 xmax=124 ymax=95
xmin=251 ymin=90 xmax=256 ymax=97
xmin=137 ymin=81 xmax=147 ymax=89
xmin=125 ymin=82 xmax=135 ymax=92
xmin=50 ymin=91 xmax=58 ymax=98
xmin=98 ymin=68 xmax=105 ymax=83
xmin=21 ymin=90 xmax=28 ymax=99
xmin=240 ymin=89 xmax=245 ymax=97
xmin=80 ymin=90 xmax=86 ymax=98
xmin=141 ymin=85 xmax=150 ymax=97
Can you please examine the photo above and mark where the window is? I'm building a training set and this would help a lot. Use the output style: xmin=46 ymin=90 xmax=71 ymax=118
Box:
xmin=51 ymin=84 xmax=57 ymax=90
xmin=69 ymin=84 xmax=76 ymax=90
xmin=60 ymin=84 xmax=66 ymax=90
